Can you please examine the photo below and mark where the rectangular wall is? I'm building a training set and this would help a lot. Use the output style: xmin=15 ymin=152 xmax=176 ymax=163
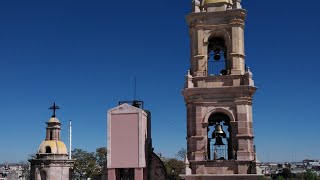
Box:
xmin=110 ymin=114 xmax=139 ymax=168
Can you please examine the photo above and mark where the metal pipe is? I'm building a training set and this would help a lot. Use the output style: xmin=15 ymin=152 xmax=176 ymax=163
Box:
xmin=69 ymin=120 xmax=72 ymax=159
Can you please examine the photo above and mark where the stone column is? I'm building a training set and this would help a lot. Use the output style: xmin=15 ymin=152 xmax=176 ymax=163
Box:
xmin=107 ymin=169 xmax=116 ymax=180
xmin=235 ymin=104 xmax=254 ymax=161
xmin=134 ymin=168 xmax=144 ymax=180
xmin=230 ymin=25 xmax=245 ymax=75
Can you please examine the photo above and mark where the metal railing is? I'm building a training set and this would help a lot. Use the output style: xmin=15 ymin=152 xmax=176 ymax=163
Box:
xmin=211 ymin=145 xmax=228 ymax=160
xmin=207 ymin=52 xmax=228 ymax=76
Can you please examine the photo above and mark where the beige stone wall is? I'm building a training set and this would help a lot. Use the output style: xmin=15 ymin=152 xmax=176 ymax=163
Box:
xmin=29 ymin=158 xmax=74 ymax=180
xmin=186 ymin=9 xmax=247 ymax=76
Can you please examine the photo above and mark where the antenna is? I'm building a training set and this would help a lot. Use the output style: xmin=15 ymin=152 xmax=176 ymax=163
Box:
xmin=69 ymin=120 xmax=72 ymax=159
xmin=134 ymin=76 xmax=137 ymax=100
xmin=118 ymin=76 xmax=144 ymax=108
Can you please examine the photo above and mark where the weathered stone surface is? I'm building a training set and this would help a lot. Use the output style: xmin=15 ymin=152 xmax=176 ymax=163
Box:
xmin=181 ymin=0 xmax=261 ymax=179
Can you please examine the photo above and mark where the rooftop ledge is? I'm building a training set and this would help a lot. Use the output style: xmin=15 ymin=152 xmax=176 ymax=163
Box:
xmin=191 ymin=75 xmax=254 ymax=88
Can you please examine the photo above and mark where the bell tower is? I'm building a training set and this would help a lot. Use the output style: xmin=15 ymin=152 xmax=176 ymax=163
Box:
xmin=182 ymin=0 xmax=262 ymax=179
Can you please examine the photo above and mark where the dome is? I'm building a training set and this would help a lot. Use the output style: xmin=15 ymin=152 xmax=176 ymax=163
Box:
xmin=48 ymin=117 xmax=60 ymax=123
xmin=38 ymin=140 xmax=68 ymax=155
xmin=203 ymin=0 xmax=233 ymax=5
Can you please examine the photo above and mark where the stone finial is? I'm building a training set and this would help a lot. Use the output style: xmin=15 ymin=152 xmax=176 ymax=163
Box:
xmin=245 ymin=67 xmax=254 ymax=86
xmin=232 ymin=0 xmax=242 ymax=9
xmin=192 ymin=0 xmax=201 ymax=12
xmin=185 ymin=154 xmax=192 ymax=175
xmin=247 ymin=67 xmax=253 ymax=76
xmin=185 ymin=70 xmax=194 ymax=88
xmin=187 ymin=70 xmax=192 ymax=78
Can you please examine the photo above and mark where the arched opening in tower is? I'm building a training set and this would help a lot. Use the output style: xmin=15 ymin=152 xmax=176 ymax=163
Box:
xmin=45 ymin=146 xmax=52 ymax=154
xmin=40 ymin=170 xmax=47 ymax=180
xmin=119 ymin=168 xmax=135 ymax=180
xmin=50 ymin=131 xmax=53 ymax=140
xmin=207 ymin=112 xmax=233 ymax=160
xmin=207 ymin=37 xmax=229 ymax=76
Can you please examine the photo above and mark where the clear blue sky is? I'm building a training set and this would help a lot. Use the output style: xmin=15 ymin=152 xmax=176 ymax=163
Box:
xmin=1 ymin=0 xmax=320 ymax=163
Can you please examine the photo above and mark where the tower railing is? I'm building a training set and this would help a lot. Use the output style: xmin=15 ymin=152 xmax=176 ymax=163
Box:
xmin=192 ymin=75 xmax=250 ymax=88
xmin=208 ymin=58 xmax=228 ymax=76
xmin=211 ymin=145 xmax=228 ymax=160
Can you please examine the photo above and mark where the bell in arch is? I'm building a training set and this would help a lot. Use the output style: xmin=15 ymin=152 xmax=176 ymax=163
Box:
xmin=213 ymin=48 xmax=221 ymax=61
xmin=214 ymin=136 xmax=225 ymax=146
xmin=212 ymin=123 xmax=226 ymax=146
xmin=212 ymin=124 xmax=226 ymax=138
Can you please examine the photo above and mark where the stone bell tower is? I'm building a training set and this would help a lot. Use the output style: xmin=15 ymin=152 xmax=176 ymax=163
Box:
xmin=181 ymin=0 xmax=262 ymax=179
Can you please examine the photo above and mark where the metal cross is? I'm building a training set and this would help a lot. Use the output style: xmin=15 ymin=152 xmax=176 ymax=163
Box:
xmin=49 ymin=102 xmax=60 ymax=117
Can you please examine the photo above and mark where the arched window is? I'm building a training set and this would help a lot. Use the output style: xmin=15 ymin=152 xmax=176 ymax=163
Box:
xmin=45 ymin=146 xmax=51 ymax=153
xmin=207 ymin=112 xmax=234 ymax=160
xmin=207 ymin=37 xmax=229 ymax=76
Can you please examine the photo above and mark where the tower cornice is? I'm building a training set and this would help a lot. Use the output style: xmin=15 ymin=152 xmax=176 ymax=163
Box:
xmin=186 ymin=9 xmax=246 ymax=28
xmin=182 ymin=86 xmax=256 ymax=103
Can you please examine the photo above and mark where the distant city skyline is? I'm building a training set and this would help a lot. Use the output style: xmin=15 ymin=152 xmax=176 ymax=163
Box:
xmin=1 ymin=0 xmax=320 ymax=163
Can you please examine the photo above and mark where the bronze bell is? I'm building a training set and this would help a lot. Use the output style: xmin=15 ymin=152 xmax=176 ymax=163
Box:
xmin=214 ymin=124 xmax=224 ymax=135
xmin=212 ymin=124 xmax=226 ymax=138
xmin=214 ymin=136 xmax=225 ymax=146
xmin=220 ymin=69 xmax=227 ymax=75
xmin=214 ymin=48 xmax=221 ymax=61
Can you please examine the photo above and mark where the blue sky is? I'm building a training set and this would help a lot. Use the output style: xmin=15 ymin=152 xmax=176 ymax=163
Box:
xmin=0 ymin=0 xmax=320 ymax=163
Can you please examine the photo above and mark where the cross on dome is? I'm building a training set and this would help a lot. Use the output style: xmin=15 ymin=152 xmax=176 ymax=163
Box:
xmin=49 ymin=102 xmax=60 ymax=117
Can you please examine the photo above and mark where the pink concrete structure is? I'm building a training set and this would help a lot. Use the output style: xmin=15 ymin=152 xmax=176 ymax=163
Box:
xmin=110 ymin=114 xmax=141 ymax=168
xmin=106 ymin=103 xmax=154 ymax=180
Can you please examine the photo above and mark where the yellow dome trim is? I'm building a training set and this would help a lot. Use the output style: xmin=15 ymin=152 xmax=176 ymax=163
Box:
xmin=38 ymin=140 xmax=68 ymax=155
xmin=48 ymin=117 xmax=60 ymax=123
xmin=203 ymin=0 xmax=233 ymax=5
